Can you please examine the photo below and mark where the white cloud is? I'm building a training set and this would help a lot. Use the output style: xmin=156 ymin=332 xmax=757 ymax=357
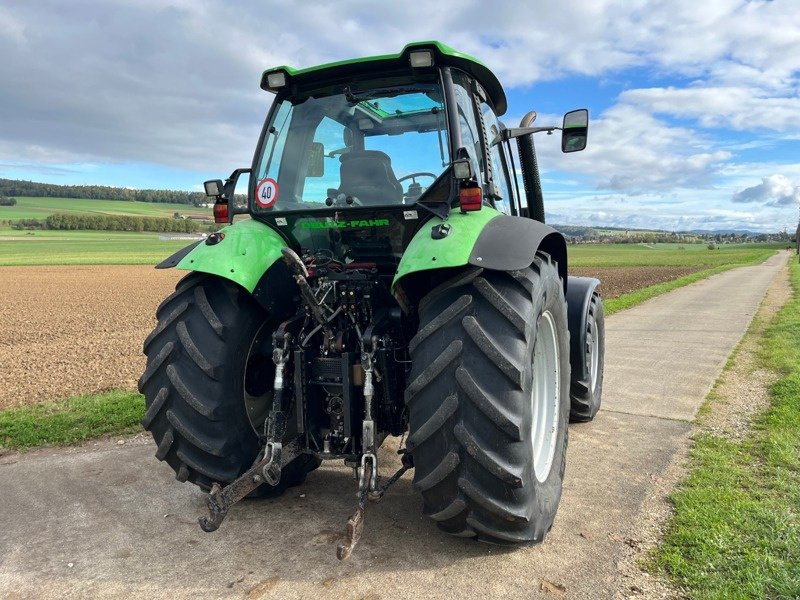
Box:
xmin=1 ymin=0 xmax=799 ymax=231
xmin=732 ymin=174 xmax=800 ymax=207
xmin=538 ymin=103 xmax=732 ymax=193
xmin=621 ymin=87 xmax=800 ymax=133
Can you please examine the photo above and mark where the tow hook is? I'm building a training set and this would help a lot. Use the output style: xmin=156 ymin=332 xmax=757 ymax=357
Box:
xmin=335 ymin=336 xmax=412 ymax=560
xmin=334 ymin=448 xmax=413 ymax=560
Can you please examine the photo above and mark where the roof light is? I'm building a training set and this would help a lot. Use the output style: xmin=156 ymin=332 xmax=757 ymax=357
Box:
xmin=409 ymin=50 xmax=434 ymax=68
xmin=459 ymin=183 xmax=482 ymax=212
xmin=266 ymin=71 xmax=287 ymax=88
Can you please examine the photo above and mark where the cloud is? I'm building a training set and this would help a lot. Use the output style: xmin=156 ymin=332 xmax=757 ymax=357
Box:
xmin=537 ymin=103 xmax=732 ymax=193
xmin=732 ymin=175 xmax=800 ymax=207
xmin=621 ymin=87 xmax=800 ymax=133
xmin=1 ymin=0 xmax=799 ymax=232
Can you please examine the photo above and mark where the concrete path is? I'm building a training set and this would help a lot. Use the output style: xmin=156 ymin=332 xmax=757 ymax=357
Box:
xmin=0 ymin=252 xmax=788 ymax=600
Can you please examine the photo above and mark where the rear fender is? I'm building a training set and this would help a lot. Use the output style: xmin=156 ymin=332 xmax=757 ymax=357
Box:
xmin=566 ymin=276 xmax=601 ymax=384
xmin=158 ymin=219 xmax=296 ymax=316
xmin=392 ymin=208 xmax=567 ymax=300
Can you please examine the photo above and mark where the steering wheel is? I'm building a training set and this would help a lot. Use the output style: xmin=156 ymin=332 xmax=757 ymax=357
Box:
xmin=398 ymin=172 xmax=437 ymax=184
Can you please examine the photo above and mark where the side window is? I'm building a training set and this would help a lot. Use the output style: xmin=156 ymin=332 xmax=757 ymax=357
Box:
xmin=451 ymin=71 xmax=484 ymax=186
xmin=256 ymin=100 xmax=292 ymax=183
xmin=481 ymin=103 xmax=514 ymax=215
xmin=501 ymin=140 xmax=522 ymax=215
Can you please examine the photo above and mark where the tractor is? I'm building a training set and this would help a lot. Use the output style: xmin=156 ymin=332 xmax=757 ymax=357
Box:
xmin=139 ymin=41 xmax=605 ymax=558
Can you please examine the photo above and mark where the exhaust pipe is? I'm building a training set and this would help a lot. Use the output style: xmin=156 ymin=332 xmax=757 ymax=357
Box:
xmin=517 ymin=111 xmax=545 ymax=224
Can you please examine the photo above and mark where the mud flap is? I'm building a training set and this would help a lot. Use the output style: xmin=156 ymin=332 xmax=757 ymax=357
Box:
xmin=566 ymin=275 xmax=600 ymax=388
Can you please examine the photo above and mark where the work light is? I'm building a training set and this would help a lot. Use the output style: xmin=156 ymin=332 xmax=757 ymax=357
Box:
xmin=409 ymin=50 xmax=434 ymax=68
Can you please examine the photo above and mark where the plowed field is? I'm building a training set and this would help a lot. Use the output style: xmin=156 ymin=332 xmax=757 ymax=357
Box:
xmin=0 ymin=265 xmax=701 ymax=409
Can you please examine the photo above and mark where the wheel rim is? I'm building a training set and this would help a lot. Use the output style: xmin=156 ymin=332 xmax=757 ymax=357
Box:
xmin=531 ymin=310 xmax=560 ymax=483
xmin=589 ymin=319 xmax=600 ymax=395
xmin=243 ymin=321 xmax=275 ymax=435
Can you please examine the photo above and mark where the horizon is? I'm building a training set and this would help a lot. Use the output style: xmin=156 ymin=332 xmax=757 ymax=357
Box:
xmin=1 ymin=2 xmax=798 ymax=233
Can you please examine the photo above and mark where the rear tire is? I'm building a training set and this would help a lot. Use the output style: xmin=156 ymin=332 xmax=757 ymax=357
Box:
xmin=569 ymin=292 xmax=605 ymax=423
xmin=406 ymin=255 xmax=570 ymax=544
xmin=138 ymin=272 xmax=319 ymax=495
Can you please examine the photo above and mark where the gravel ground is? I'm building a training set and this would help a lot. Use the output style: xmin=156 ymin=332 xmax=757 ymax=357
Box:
xmin=0 ymin=264 xmax=703 ymax=410
xmin=611 ymin=255 xmax=792 ymax=599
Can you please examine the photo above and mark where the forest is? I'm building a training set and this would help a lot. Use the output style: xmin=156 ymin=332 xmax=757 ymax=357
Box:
xmin=0 ymin=178 xmax=207 ymax=205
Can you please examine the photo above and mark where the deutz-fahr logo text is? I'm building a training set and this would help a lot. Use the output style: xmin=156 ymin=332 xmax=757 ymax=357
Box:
xmin=301 ymin=219 xmax=390 ymax=229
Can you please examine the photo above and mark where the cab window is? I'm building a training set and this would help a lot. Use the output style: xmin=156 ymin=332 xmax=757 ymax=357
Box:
xmin=481 ymin=102 xmax=515 ymax=215
xmin=451 ymin=70 xmax=485 ymax=186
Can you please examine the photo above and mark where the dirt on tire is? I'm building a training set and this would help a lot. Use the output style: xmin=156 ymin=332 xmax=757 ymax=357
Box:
xmin=0 ymin=264 xmax=702 ymax=410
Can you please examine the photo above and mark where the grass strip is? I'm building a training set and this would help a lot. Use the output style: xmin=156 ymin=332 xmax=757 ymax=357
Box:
xmin=0 ymin=390 xmax=144 ymax=450
xmin=651 ymin=260 xmax=800 ymax=598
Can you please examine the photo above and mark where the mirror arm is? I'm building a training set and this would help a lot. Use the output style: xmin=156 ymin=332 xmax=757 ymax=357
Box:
xmin=222 ymin=168 xmax=252 ymax=200
xmin=220 ymin=168 xmax=252 ymax=221
xmin=491 ymin=126 xmax=561 ymax=146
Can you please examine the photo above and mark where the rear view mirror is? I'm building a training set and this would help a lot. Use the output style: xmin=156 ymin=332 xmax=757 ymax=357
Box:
xmin=307 ymin=142 xmax=325 ymax=177
xmin=561 ymin=109 xmax=589 ymax=153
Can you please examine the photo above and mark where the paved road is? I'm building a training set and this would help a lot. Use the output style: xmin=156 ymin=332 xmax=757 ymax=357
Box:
xmin=0 ymin=253 xmax=788 ymax=599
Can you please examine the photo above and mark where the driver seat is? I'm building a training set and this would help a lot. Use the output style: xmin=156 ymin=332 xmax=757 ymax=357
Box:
xmin=337 ymin=150 xmax=403 ymax=205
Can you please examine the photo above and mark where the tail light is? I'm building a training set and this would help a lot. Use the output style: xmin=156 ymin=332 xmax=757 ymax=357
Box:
xmin=459 ymin=183 xmax=482 ymax=212
xmin=213 ymin=200 xmax=229 ymax=224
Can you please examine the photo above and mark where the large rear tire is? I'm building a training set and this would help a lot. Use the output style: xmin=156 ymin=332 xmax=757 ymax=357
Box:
xmin=406 ymin=255 xmax=571 ymax=544
xmin=569 ymin=292 xmax=605 ymax=423
xmin=138 ymin=272 xmax=318 ymax=495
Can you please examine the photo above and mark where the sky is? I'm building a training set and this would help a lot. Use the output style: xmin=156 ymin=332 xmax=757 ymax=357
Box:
xmin=1 ymin=0 xmax=798 ymax=232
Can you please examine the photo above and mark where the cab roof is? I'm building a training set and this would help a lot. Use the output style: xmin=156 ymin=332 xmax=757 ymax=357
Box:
xmin=260 ymin=41 xmax=507 ymax=116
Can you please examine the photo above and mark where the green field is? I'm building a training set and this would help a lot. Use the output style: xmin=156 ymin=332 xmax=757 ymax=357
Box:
xmin=0 ymin=196 xmax=208 ymax=221
xmin=569 ymin=242 xmax=780 ymax=267
xmin=0 ymin=230 xmax=191 ymax=266
xmin=0 ymin=232 xmax=782 ymax=268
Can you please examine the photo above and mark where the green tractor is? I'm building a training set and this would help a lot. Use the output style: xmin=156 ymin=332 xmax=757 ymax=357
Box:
xmin=139 ymin=41 xmax=605 ymax=558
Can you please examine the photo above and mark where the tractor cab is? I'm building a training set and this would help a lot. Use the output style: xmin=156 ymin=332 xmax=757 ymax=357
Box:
xmin=205 ymin=42 xmax=586 ymax=273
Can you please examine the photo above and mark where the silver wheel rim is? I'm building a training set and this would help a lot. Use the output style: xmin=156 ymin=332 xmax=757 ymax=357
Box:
xmin=531 ymin=311 xmax=560 ymax=483
xmin=243 ymin=321 xmax=274 ymax=435
xmin=589 ymin=319 xmax=600 ymax=395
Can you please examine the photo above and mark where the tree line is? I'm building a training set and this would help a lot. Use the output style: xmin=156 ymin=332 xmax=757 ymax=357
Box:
xmin=11 ymin=213 xmax=203 ymax=233
xmin=0 ymin=196 xmax=17 ymax=206
xmin=0 ymin=178 xmax=208 ymax=205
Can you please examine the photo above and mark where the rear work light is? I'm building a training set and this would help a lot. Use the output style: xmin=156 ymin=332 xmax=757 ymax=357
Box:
xmin=459 ymin=183 xmax=482 ymax=212
xmin=213 ymin=200 xmax=229 ymax=223
xmin=266 ymin=71 xmax=287 ymax=88
xmin=409 ymin=50 xmax=434 ymax=68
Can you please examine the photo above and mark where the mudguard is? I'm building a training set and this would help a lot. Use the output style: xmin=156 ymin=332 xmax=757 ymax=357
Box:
xmin=158 ymin=219 xmax=287 ymax=293
xmin=566 ymin=276 xmax=601 ymax=384
xmin=392 ymin=207 xmax=567 ymax=293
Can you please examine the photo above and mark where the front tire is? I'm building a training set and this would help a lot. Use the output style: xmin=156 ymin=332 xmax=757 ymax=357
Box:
xmin=406 ymin=255 xmax=571 ymax=544
xmin=138 ymin=273 xmax=318 ymax=495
